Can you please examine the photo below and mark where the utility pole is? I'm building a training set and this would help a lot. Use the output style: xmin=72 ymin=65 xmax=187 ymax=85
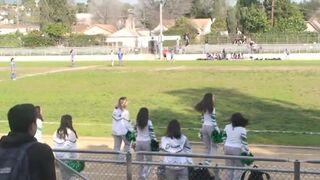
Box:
xmin=159 ymin=0 xmax=163 ymax=60
xmin=271 ymin=0 xmax=275 ymax=27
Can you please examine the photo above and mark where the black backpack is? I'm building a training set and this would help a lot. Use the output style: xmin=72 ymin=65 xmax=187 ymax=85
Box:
xmin=189 ymin=167 xmax=215 ymax=180
xmin=241 ymin=165 xmax=271 ymax=180
xmin=0 ymin=142 xmax=35 ymax=180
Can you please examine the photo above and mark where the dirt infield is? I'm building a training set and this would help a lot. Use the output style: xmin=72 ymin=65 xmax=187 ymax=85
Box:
xmin=42 ymin=135 xmax=320 ymax=160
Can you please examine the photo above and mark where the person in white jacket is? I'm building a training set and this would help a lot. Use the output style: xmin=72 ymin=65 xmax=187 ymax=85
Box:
xmin=160 ymin=119 xmax=192 ymax=180
xmin=112 ymin=97 xmax=133 ymax=158
xmin=134 ymin=107 xmax=157 ymax=180
xmin=53 ymin=114 xmax=78 ymax=159
xmin=223 ymin=112 xmax=249 ymax=180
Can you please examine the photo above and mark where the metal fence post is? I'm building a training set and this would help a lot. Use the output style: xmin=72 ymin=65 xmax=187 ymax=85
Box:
xmin=126 ymin=152 xmax=132 ymax=180
xmin=294 ymin=160 xmax=300 ymax=180
xmin=213 ymin=166 xmax=220 ymax=180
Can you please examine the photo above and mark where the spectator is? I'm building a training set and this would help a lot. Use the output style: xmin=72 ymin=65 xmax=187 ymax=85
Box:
xmin=134 ymin=107 xmax=157 ymax=180
xmin=53 ymin=114 xmax=78 ymax=159
xmin=112 ymin=97 xmax=134 ymax=159
xmin=0 ymin=104 xmax=56 ymax=180
xmin=160 ymin=119 xmax=192 ymax=180
xmin=34 ymin=106 xmax=44 ymax=142
xmin=10 ymin=57 xmax=16 ymax=80
xmin=53 ymin=114 xmax=79 ymax=180
xmin=223 ymin=113 xmax=249 ymax=180
xmin=195 ymin=93 xmax=219 ymax=165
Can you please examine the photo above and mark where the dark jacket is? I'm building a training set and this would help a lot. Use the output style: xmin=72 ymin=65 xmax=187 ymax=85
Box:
xmin=0 ymin=132 xmax=56 ymax=180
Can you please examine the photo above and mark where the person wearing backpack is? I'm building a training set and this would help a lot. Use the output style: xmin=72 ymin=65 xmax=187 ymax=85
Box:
xmin=133 ymin=107 xmax=157 ymax=180
xmin=223 ymin=112 xmax=249 ymax=180
xmin=0 ymin=103 xmax=56 ymax=180
xmin=160 ymin=119 xmax=192 ymax=180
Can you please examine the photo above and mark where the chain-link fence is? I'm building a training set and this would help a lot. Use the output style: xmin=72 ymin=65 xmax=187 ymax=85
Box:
xmin=0 ymin=43 xmax=320 ymax=57
xmin=53 ymin=149 xmax=320 ymax=180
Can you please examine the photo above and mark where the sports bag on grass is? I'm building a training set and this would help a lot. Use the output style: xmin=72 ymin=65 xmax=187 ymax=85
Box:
xmin=241 ymin=165 xmax=271 ymax=180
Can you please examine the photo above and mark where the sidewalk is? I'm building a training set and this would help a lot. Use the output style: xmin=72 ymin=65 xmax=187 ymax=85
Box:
xmin=43 ymin=135 xmax=320 ymax=160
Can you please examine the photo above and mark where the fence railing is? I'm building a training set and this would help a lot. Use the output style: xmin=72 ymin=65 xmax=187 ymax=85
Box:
xmin=53 ymin=149 xmax=320 ymax=180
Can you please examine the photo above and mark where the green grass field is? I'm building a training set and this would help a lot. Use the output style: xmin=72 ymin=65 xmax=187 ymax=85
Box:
xmin=0 ymin=60 xmax=319 ymax=146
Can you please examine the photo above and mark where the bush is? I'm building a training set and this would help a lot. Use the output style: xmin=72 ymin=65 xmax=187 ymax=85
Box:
xmin=21 ymin=31 xmax=55 ymax=47
xmin=0 ymin=33 xmax=23 ymax=47
xmin=66 ymin=34 xmax=105 ymax=47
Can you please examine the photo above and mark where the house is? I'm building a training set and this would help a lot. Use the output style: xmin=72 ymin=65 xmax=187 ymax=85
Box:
xmin=305 ymin=9 xmax=320 ymax=33
xmin=190 ymin=18 xmax=215 ymax=35
xmin=83 ymin=24 xmax=117 ymax=35
xmin=106 ymin=12 xmax=152 ymax=48
xmin=306 ymin=12 xmax=320 ymax=32
xmin=71 ymin=24 xmax=117 ymax=35
xmin=152 ymin=19 xmax=176 ymax=34
xmin=0 ymin=24 xmax=39 ymax=35
xmin=152 ymin=18 xmax=214 ymax=36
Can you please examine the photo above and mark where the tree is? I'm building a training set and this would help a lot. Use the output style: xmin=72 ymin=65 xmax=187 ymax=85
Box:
xmin=191 ymin=0 xmax=214 ymax=18
xmin=39 ymin=0 xmax=75 ymax=29
xmin=298 ymin=0 xmax=320 ymax=20
xmin=43 ymin=22 xmax=69 ymax=44
xmin=226 ymin=7 xmax=238 ymax=34
xmin=275 ymin=14 xmax=306 ymax=32
xmin=263 ymin=0 xmax=306 ymax=32
xmin=88 ymin=0 xmax=123 ymax=25
xmin=239 ymin=5 xmax=269 ymax=33
xmin=137 ymin=0 xmax=193 ymax=29
xmin=211 ymin=17 xmax=227 ymax=33
xmin=76 ymin=3 xmax=88 ymax=13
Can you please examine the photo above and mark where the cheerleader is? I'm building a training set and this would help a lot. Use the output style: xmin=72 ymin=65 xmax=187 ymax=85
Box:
xmin=160 ymin=120 xmax=192 ymax=180
xmin=223 ymin=112 xmax=249 ymax=180
xmin=134 ymin=107 xmax=157 ymax=180
xmin=112 ymin=97 xmax=133 ymax=157
xmin=195 ymin=93 xmax=218 ymax=165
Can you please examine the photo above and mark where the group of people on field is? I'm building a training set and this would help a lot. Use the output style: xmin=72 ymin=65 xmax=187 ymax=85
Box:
xmin=0 ymin=92 xmax=250 ymax=180
xmin=112 ymin=93 xmax=250 ymax=180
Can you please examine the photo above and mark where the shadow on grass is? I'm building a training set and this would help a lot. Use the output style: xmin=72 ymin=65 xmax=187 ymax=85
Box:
xmin=153 ymin=87 xmax=320 ymax=145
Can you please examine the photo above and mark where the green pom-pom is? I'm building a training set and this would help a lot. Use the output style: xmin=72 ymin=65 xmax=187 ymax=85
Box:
xmin=211 ymin=129 xmax=223 ymax=143
xmin=125 ymin=131 xmax=136 ymax=142
xmin=240 ymin=152 xmax=254 ymax=166
xmin=151 ymin=139 xmax=159 ymax=152
xmin=66 ymin=160 xmax=85 ymax=172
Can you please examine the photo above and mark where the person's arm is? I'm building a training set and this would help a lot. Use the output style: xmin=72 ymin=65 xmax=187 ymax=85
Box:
xmin=123 ymin=110 xmax=134 ymax=132
xmin=148 ymin=121 xmax=157 ymax=140
xmin=183 ymin=137 xmax=193 ymax=164
xmin=240 ymin=129 xmax=249 ymax=153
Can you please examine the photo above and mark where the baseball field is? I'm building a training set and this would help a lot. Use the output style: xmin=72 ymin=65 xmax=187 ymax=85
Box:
xmin=0 ymin=60 xmax=319 ymax=146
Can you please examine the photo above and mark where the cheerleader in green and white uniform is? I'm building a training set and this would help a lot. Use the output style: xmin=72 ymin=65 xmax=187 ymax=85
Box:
xmin=160 ymin=120 xmax=192 ymax=180
xmin=134 ymin=107 xmax=157 ymax=180
xmin=112 ymin=97 xmax=133 ymax=157
xmin=223 ymin=112 xmax=249 ymax=180
xmin=195 ymin=93 xmax=219 ymax=165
